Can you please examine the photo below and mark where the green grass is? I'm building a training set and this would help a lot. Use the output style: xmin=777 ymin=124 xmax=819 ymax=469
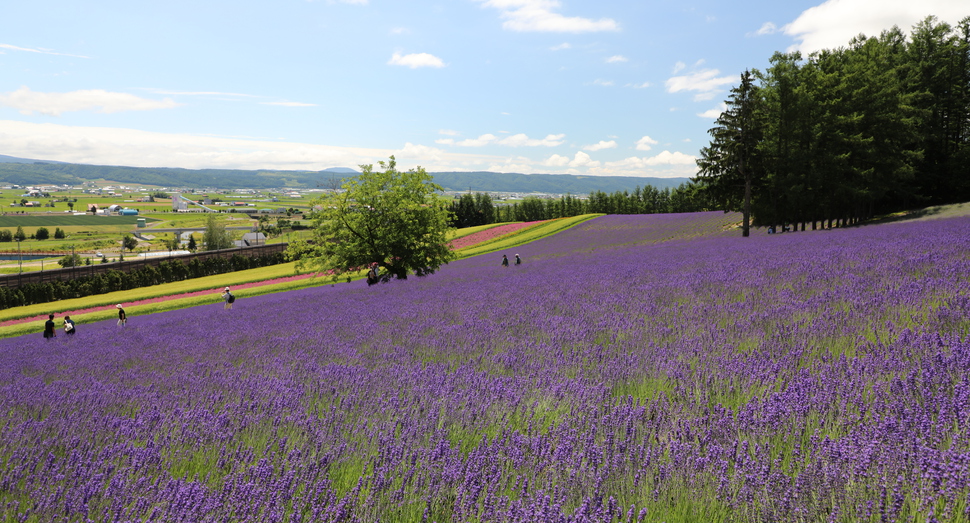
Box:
xmin=455 ymin=214 xmax=602 ymax=259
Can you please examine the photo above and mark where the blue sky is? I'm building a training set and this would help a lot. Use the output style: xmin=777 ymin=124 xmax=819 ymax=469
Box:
xmin=0 ymin=0 xmax=964 ymax=178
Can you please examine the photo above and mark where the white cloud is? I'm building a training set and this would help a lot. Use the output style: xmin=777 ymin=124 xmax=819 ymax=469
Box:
xmin=0 ymin=43 xmax=89 ymax=59
xmin=0 ymin=86 xmax=181 ymax=116
xmin=643 ymin=150 xmax=696 ymax=166
xmin=479 ymin=0 xmax=619 ymax=33
xmin=605 ymin=55 xmax=628 ymax=63
xmin=435 ymin=138 xmax=455 ymax=145
xmin=636 ymin=136 xmax=658 ymax=151
xmin=697 ymin=103 xmax=726 ymax=119
xmin=454 ymin=134 xmax=498 ymax=147
xmin=261 ymin=101 xmax=317 ymax=107
xmin=672 ymin=61 xmax=686 ymax=74
xmin=550 ymin=42 xmax=572 ymax=51
xmin=583 ymin=140 xmax=616 ymax=151
xmin=394 ymin=142 xmax=444 ymax=162
xmin=751 ymin=21 xmax=778 ymax=36
xmin=666 ymin=68 xmax=736 ymax=102
xmin=627 ymin=81 xmax=651 ymax=89
xmin=390 ymin=27 xmax=410 ymax=35
xmin=569 ymin=151 xmax=599 ymax=168
xmin=604 ymin=151 xmax=697 ymax=171
xmin=499 ymin=133 xmax=565 ymax=147
xmin=544 ymin=153 xmax=571 ymax=167
xmin=145 ymin=89 xmax=256 ymax=98
xmin=592 ymin=79 xmax=614 ymax=87
xmin=439 ymin=129 xmax=460 ymax=136
xmin=784 ymin=0 xmax=967 ymax=54
xmin=387 ymin=52 xmax=445 ymax=69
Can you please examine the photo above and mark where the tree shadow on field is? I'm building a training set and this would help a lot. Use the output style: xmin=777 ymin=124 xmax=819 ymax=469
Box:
xmin=864 ymin=202 xmax=970 ymax=226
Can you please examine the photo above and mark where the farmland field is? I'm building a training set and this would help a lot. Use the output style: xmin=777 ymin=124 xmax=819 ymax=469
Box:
xmin=2 ymin=211 xmax=970 ymax=522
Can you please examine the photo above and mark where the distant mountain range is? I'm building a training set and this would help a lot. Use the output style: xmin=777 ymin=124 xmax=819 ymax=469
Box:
xmin=0 ymin=155 xmax=690 ymax=194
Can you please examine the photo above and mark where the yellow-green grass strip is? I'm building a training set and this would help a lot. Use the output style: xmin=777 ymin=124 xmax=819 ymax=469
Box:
xmin=0 ymin=261 xmax=309 ymax=323
xmin=455 ymin=214 xmax=602 ymax=259
xmin=0 ymin=273 xmax=342 ymax=339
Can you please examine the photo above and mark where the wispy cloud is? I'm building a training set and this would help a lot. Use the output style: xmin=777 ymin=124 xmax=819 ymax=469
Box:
xmin=0 ymin=43 xmax=89 ymax=59
xmin=439 ymin=132 xmax=565 ymax=148
xmin=749 ymin=21 xmax=779 ymax=37
xmin=583 ymin=140 xmax=616 ymax=152
xmin=666 ymin=67 xmax=736 ymax=102
xmin=387 ymin=52 xmax=446 ymax=69
xmin=145 ymin=89 xmax=257 ymax=98
xmin=605 ymin=55 xmax=628 ymax=63
xmin=501 ymin=133 xmax=565 ymax=147
xmin=550 ymin=42 xmax=572 ymax=51
xmin=479 ymin=0 xmax=619 ymax=33
xmin=592 ymin=79 xmax=614 ymax=87
xmin=261 ymin=101 xmax=317 ymax=107
xmin=697 ymin=103 xmax=726 ymax=119
xmin=0 ymin=87 xmax=180 ymax=116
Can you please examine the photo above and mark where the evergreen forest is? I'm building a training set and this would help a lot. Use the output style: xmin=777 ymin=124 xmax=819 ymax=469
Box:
xmin=696 ymin=16 xmax=970 ymax=232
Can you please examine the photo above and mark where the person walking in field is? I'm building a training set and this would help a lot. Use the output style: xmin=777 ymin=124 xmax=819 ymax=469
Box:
xmin=43 ymin=314 xmax=56 ymax=340
xmin=117 ymin=304 xmax=127 ymax=327
xmin=63 ymin=315 xmax=76 ymax=336
xmin=515 ymin=254 xmax=521 ymax=266
xmin=501 ymin=254 xmax=509 ymax=267
xmin=221 ymin=287 xmax=235 ymax=310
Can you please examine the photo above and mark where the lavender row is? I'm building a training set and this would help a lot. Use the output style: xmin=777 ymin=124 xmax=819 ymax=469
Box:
xmin=2 ymin=212 xmax=969 ymax=522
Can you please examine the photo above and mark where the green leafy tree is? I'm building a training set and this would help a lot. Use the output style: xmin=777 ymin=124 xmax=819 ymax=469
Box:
xmin=14 ymin=226 xmax=26 ymax=242
xmin=35 ymin=227 xmax=50 ymax=240
xmin=202 ymin=213 xmax=234 ymax=251
xmin=67 ymin=201 xmax=74 ymax=211
xmin=58 ymin=253 xmax=83 ymax=268
xmin=54 ymin=227 xmax=65 ymax=239
xmin=0 ymin=230 xmax=11 ymax=242
xmin=122 ymin=234 xmax=138 ymax=253
xmin=187 ymin=235 xmax=198 ymax=252
xmin=290 ymin=156 xmax=454 ymax=283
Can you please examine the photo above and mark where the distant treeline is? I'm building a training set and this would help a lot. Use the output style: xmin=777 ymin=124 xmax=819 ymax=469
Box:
xmin=448 ymin=183 xmax=709 ymax=227
xmin=698 ymin=16 xmax=970 ymax=230
xmin=0 ymin=161 xmax=689 ymax=194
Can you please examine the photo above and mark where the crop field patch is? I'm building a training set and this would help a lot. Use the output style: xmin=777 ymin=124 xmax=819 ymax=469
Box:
xmin=0 ymin=215 xmax=159 ymax=227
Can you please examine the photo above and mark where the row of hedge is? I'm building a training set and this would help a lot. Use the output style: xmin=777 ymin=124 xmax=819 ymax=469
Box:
xmin=0 ymin=252 xmax=286 ymax=309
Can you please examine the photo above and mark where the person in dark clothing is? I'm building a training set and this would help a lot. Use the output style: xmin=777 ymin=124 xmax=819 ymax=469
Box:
xmin=63 ymin=315 xmax=76 ymax=335
xmin=515 ymin=254 xmax=522 ymax=265
xmin=501 ymin=254 xmax=509 ymax=267
xmin=43 ymin=314 xmax=56 ymax=340
xmin=117 ymin=304 xmax=127 ymax=327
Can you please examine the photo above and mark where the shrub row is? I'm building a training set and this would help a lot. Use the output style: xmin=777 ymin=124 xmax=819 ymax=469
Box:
xmin=0 ymin=252 xmax=286 ymax=309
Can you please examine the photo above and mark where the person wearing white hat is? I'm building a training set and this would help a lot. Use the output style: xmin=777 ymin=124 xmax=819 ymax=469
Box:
xmin=116 ymin=304 xmax=126 ymax=327
xmin=515 ymin=254 xmax=522 ymax=266
xmin=221 ymin=286 xmax=235 ymax=310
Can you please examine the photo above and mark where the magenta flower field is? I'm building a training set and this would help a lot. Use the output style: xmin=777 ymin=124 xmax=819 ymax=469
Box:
xmin=448 ymin=221 xmax=544 ymax=251
xmin=2 ymin=211 xmax=970 ymax=522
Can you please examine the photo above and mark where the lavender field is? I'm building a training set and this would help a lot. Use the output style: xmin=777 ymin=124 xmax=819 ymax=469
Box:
xmin=3 ymin=211 xmax=970 ymax=522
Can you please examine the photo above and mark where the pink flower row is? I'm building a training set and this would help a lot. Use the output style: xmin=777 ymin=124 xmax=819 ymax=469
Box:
xmin=448 ymin=221 xmax=545 ymax=251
